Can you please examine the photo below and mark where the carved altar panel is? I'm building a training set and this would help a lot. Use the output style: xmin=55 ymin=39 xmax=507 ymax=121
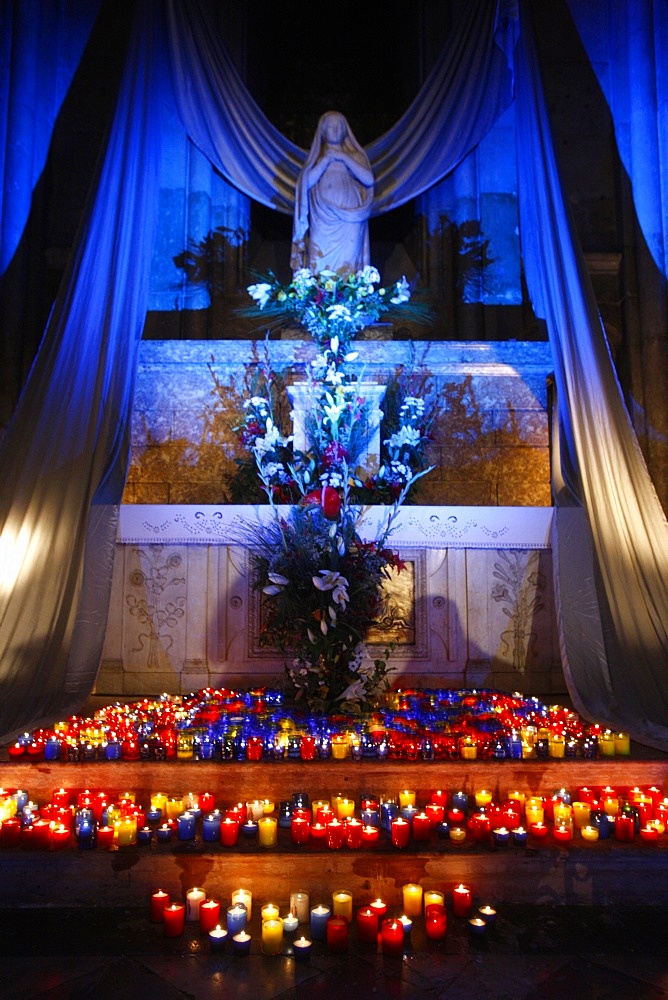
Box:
xmin=96 ymin=507 xmax=563 ymax=699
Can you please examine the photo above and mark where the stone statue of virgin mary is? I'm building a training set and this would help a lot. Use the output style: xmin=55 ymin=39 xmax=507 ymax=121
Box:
xmin=291 ymin=111 xmax=374 ymax=276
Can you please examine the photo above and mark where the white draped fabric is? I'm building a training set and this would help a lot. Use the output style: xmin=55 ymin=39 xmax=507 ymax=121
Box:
xmin=1 ymin=0 xmax=668 ymax=749
xmin=163 ymin=0 xmax=515 ymax=217
xmin=515 ymin=1 xmax=668 ymax=747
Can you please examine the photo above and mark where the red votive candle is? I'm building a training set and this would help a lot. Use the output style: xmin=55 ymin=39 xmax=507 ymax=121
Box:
xmin=326 ymin=915 xmax=349 ymax=952
xmin=553 ymin=824 xmax=573 ymax=845
xmin=1 ymin=818 xmax=21 ymax=848
xmin=199 ymin=898 xmax=221 ymax=932
xmin=52 ymin=788 xmax=71 ymax=808
xmin=530 ymin=822 xmax=549 ymax=840
xmin=163 ymin=903 xmax=186 ymax=937
xmin=345 ymin=818 xmax=363 ymax=849
xmin=361 ymin=825 xmax=380 ymax=847
xmin=245 ymin=736 xmax=263 ymax=761
xmin=150 ymin=889 xmax=170 ymax=922
xmin=356 ymin=906 xmax=379 ymax=944
xmin=425 ymin=803 xmax=445 ymax=826
xmin=425 ymin=906 xmax=448 ymax=940
xmin=326 ymin=819 xmax=345 ymax=850
xmin=220 ymin=818 xmax=240 ymax=846
xmin=615 ymin=815 xmax=635 ymax=842
xmin=31 ymin=819 xmax=51 ymax=849
xmin=452 ymin=884 xmax=472 ymax=917
xmin=96 ymin=825 xmax=115 ymax=849
xmin=640 ymin=825 xmax=659 ymax=843
xmin=381 ymin=918 xmax=404 ymax=956
xmin=412 ymin=812 xmax=431 ymax=842
xmin=198 ymin=791 xmax=215 ymax=813
xmin=316 ymin=805 xmax=335 ymax=825
xmin=369 ymin=898 xmax=387 ymax=922
xmin=391 ymin=817 xmax=410 ymax=848
xmin=310 ymin=822 xmax=327 ymax=840
xmin=49 ymin=824 xmax=71 ymax=849
xmin=291 ymin=816 xmax=310 ymax=845
xmin=469 ymin=812 xmax=492 ymax=843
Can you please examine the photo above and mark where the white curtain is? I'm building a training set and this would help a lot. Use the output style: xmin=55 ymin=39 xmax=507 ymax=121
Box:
xmin=515 ymin=0 xmax=668 ymax=748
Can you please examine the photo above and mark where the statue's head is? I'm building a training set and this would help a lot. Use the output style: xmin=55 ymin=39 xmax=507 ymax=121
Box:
xmin=320 ymin=112 xmax=347 ymax=146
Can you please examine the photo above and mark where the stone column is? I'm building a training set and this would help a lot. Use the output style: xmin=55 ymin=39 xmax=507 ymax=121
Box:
xmin=287 ymin=382 xmax=387 ymax=475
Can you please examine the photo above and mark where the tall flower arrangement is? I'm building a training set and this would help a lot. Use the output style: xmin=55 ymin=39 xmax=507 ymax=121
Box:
xmin=239 ymin=266 xmax=433 ymax=713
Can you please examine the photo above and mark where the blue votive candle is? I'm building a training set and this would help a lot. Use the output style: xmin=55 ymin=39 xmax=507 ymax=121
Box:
xmin=492 ymin=826 xmax=510 ymax=847
xmin=241 ymin=820 xmax=258 ymax=839
xmin=292 ymin=935 xmax=312 ymax=961
xmin=232 ymin=931 xmax=251 ymax=955
xmin=451 ymin=790 xmax=468 ymax=811
xmin=511 ymin=826 xmax=528 ymax=846
xmin=156 ymin=824 xmax=173 ymax=844
xmin=43 ymin=738 xmax=61 ymax=761
xmin=177 ymin=812 xmax=196 ymax=841
xmin=309 ymin=904 xmax=331 ymax=940
xmin=208 ymin=926 xmax=228 ymax=952
xmin=226 ymin=903 xmax=248 ymax=935
xmin=202 ymin=813 xmax=222 ymax=842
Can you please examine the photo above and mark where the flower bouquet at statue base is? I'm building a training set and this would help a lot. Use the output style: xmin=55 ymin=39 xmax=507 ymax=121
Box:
xmin=238 ymin=265 xmax=434 ymax=714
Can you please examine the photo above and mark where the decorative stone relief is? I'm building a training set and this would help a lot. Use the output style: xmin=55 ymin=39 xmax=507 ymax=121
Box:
xmin=125 ymin=546 xmax=186 ymax=670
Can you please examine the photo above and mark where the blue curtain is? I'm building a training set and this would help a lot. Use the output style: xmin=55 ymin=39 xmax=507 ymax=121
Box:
xmin=0 ymin=0 xmax=513 ymax=739
xmin=515 ymin=1 xmax=668 ymax=749
xmin=0 ymin=1 xmax=162 ymax=736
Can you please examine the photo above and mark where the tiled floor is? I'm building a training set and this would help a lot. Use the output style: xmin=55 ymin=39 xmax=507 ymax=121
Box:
xmin=2 ymin=904 xmax=667 ymax=999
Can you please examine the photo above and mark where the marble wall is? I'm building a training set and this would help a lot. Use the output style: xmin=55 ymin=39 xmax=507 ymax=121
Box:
xmin=123 ymin=339 xmax=553 ymax=508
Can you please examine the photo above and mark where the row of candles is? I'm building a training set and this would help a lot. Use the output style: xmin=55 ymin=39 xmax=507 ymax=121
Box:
xmin=4 ymin=686 xmax=633 ymax=763
xmin=150 ymin=882 xmax=496 ymax=956
xmin=1 ymin=781 xmax=665 ymax=851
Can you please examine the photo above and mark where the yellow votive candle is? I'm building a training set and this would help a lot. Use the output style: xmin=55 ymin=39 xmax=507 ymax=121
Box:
xmin=572 ymin=802 xmax=591 ymax=828
xmin=337 ymin=798 xmax=355 ymax=820
xmin=261 ymin=917 xmax=284 ymax=955
xmin=402 ymin=883 xmax=423 ymax=917
xmin=423 ymin=889 xmax=444 ymax=911
xmin=332 ymin=890 xmax=353 ymax=922
xmin=474 ymin=789 xmax=493 ymax=808
xmin=258 ymin=816 xmax=278 ymax=847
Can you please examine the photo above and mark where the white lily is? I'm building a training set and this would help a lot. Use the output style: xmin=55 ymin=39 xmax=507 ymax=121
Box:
xmin=313 ymin=570 xmax=349 ymax=608
xmin=247 ymin=282 xmax=273 ymax=308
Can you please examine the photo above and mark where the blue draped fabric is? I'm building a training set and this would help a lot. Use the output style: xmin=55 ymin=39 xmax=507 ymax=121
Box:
xmin=0 ymin=1 xmax=162 ymax=736
xmin=515 ymin=1 xmax=668 ymax=748
xmin=0 ymin=0 xmax=515 ymax=739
